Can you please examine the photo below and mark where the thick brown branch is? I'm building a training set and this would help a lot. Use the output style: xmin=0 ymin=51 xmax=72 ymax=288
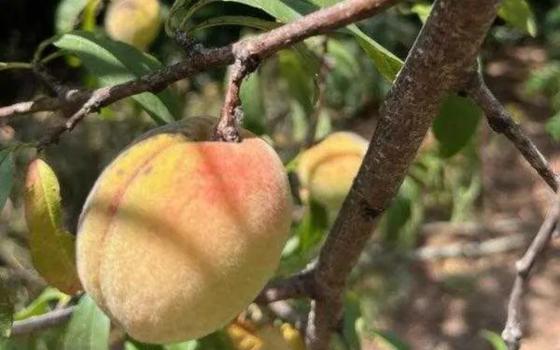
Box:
xmin=467 ymin=72 xmax=560 ymax=192
xmin=502 ymin=195 xmax=560 ymax=350
xmin=11 ymin=307 xmax=75 ymax=336
xmin=306 ymin=0 xmax=501 ymax=348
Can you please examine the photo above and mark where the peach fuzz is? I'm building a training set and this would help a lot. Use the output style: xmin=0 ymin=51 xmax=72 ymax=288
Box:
xmin=76 ymin=117 xmax=293 ymax=344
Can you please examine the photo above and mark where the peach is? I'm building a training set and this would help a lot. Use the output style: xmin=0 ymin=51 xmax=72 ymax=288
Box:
xmin=76 ymin=117 xmax=293 ymax=343
xmin=104 ymin=0 xmax=161 ymax=50
xmin=226 ymin=320 xmax=305 ymax=350
xmin=297 ymin=132 xmax=368 ymax=211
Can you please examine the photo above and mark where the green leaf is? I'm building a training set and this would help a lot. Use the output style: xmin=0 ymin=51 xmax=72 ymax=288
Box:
xmin=281 ymin=200 xmax=328 ymax=273
xmin=54 ymin=31 xmax=180 ymax=125
xmin=0 ymin=149 xmax=14 ymax=214
xmin=62 ymin=295 xmax=110 ymax=350
xmin=15 ymin=287 xmax=70 ymax=321
xmin=498 ymin=0 xmax=537 ymax=37
xmin=240 ymin=70 xmax=267 ymax=135
xmin=410 ymin=2 xmax=432 ymax=23
xmin=380 ymin=177 xmax=423 ymax=249
xmin=546 ymin=112 xmax=560 ymax=141
xmin=279 ymin=50 xmax=316 ymax=115
xmin=480 ymin=330 xmax=507 ymax=350
xmin=55 ymin=0 xmax=90 ymax=34
xmin=341 ymin=293 xmax=362 ymax=350
xmin=349 ymin=26 xmax=403 ymax=81
xmin=164 ymin=341 xmax=200 ymax=350
xmin=0 ymin=276 xmax=13 ymax=338
xmin=168 ymin=0 xmax=402 ymax=81
xmin=24 ymin=158 xmax=81 ymax=294
xmin=371 ymin=329 xmax=410 ymax=350
xmin=432 ymin=95 xmax=482 ymax=158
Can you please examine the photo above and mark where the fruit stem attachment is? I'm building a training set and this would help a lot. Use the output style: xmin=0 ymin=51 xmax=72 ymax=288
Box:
xmin=214 ymin=54 xmax=260 ymax=142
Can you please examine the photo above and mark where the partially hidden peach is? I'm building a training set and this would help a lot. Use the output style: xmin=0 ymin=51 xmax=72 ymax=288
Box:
xmin=226 ymin=320 xmax=306 ymax=350
xmin=76 ymin=117 xmax=293 ymax=343
xmin=104 ymin=0 xmax=161 ymax=50
xmin=297 ymin=132 xmax=368 ymax=211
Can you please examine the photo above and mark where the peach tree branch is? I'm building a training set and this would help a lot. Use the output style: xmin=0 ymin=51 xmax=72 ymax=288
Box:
xmin=10 ymin=307 xmax=75 ymax=336
xmin=465 ymin=68 xmax=560 ymax=350
xmin=466 ymin=72 xmax=560 ymax=192
xmin=502 ymin=195 xmax=560 ymax=350
xmin=1 ymin=0 xmax=397 ymax=145
xmin=305 ymin=0 xmax=501 ymax=348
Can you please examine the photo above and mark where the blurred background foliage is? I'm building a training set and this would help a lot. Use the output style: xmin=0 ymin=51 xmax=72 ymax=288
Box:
xmin=0 ymin=0 xmax=559 ymax=349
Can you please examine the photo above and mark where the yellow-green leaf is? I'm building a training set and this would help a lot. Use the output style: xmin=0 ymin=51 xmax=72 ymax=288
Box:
xmin=24 ymin=159 xmax=81 ymax=294
xmin=498 ymin=0 xmax=537 ymax=37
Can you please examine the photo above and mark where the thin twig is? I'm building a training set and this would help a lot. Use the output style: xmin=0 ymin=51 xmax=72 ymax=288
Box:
xmin=502 ymin=194 xmax=560 ymax=350
xmin=254 ymin=271 xmax=315 ymax=304
xmin=11 ymin=306 xmax=75 ymax=336
xmin=214 ymin=55 xmax=259 ymax=142
xmin=466 ymin=72 xmax=560 ymax=192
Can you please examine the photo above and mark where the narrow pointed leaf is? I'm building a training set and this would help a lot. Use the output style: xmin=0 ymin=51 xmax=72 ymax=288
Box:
xmin=15 ymin=287 xmax=70 ymax=321
xmin=432 ymin=95 xmax=482 ymax=158
xmin=62 ymin=295 xmax=110 ymax=350
xmin=498 ymin=0 xmax=537 ymax=37
xmin=55 ymin=0 xmax=90 ymax=34
xmin=54 ymin=31 xmax=180 ymax=125
xmin=24 ymin=159 xmax=81 ymax=294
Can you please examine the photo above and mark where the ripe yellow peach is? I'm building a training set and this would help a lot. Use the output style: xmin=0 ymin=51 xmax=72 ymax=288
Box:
xmin=76 ymin=117 xmax=293 ymax=344
xmin=297 ymin=132 xmax=368 ymax=211
xmin=104 ymin=0 xmax=161 ymax=50
xmin=227 ymin=320 xmax=305 ymax=350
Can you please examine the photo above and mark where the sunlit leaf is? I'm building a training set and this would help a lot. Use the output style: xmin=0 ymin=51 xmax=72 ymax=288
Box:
xmin=0 ymin=149 xmax=14 ymax=214
xmin=55 ymin=0 xmax=90 ymax=33
xmin=341 ymin=293 xmax=362 ymax=349
xmin=62 ymin=295 xmax=110 ymax=350
xmin=480 ymin=330 xmax=507 ymax=350
xmin=24 ymin=159 xmax=81 ymax=294
xmin=371 ymin=329 xmax=410 ymax=350
xmin=54 ymin=31 xmax=180 ymax=125
xmin=410 ymin=2 xmax=432 ymax=23
xmin=14 ymin=287 xmax=70 ymax=321
xmin=498 ymin=0 xmax=537 ymax=37
xmin=164 ymin=341 xmax=200 ymax=350
xmin=432 ymin=95 xmax=482 ymax=158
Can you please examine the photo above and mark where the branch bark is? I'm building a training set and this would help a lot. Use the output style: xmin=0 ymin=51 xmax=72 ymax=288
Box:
xmin=502 ymin=194 xmax=560 ymax=350
xmin=10 ymin=307 xmax=75 ymax=336
xmin=466 ymin=72 xmax=560 ymax=192
xmin=306 ymin=0 xmax=501 ymax=348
